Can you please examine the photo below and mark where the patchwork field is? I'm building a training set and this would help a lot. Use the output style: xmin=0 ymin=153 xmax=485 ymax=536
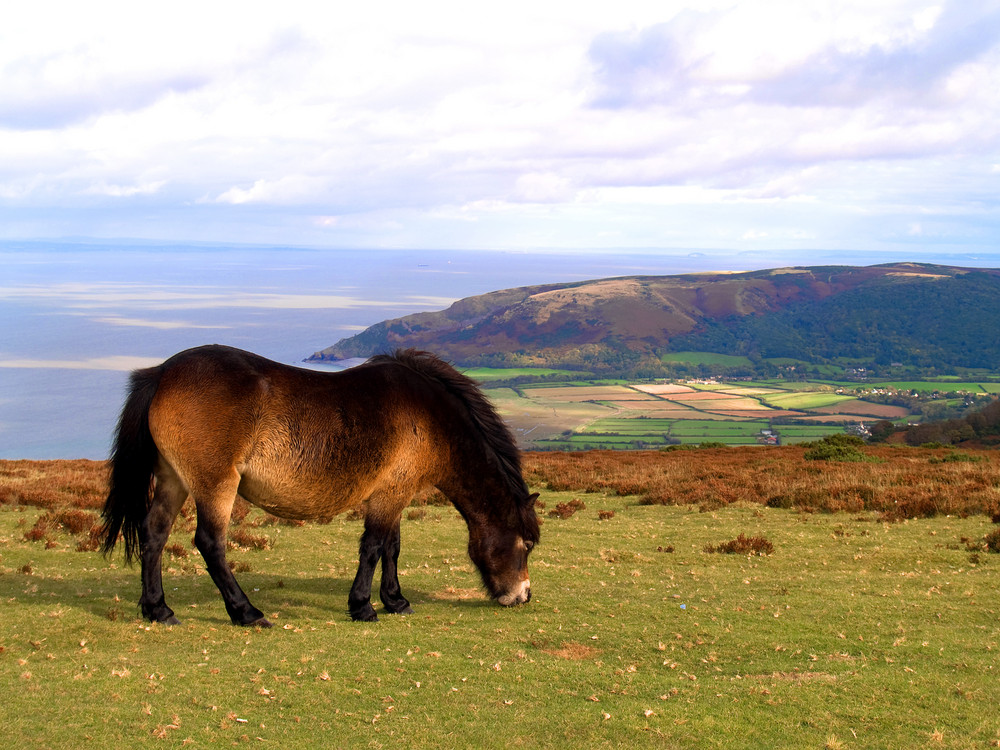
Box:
xmin=495 ymin=377 xmax=928 ymax=450
xmin=482 ymin=366 xmax=1000 ymax=450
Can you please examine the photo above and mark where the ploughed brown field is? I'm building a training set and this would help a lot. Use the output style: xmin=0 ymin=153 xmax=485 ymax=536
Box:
xmin=2 ymin=445 xmax=999 ymax=540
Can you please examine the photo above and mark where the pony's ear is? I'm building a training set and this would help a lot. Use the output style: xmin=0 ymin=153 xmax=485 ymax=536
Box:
xmin=528 ymin=492 xmax=540 ymax=507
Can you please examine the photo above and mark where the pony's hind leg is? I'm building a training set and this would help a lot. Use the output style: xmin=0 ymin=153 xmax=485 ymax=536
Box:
xmin=139 ymin=464 xmax=188 ymax=624
xmin=191 ymin=470 xmax=272 ymax=627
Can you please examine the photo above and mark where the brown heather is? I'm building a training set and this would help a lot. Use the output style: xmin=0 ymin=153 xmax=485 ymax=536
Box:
xmin=704 ymin=533 xmax=774 ymax=556
xmin=523 ymin=445 xmax=1000 ymax=521
xmin=0 ymin=459 xmax=105 ymax=510
xmin=4 ymin=445 xmax=1000 ymax=552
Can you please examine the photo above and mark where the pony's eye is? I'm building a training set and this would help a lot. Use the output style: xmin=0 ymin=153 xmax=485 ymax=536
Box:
xmin=524 ymin=540 xmax=535 ymax=552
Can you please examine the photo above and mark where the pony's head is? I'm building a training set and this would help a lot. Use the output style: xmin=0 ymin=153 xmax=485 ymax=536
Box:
xmin=467 ymin=492 xmax=540 ymax=607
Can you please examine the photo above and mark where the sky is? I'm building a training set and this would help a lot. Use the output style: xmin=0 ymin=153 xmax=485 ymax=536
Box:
xmin=2 ymin=0 xmax=1000 ymax=257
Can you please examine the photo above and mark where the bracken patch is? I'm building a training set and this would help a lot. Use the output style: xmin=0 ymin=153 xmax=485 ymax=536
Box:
xmin=984 ymin=529 xmax=1000 ymax=553
xmin=549 ymin=498 xmax=585 ymax=519
xmin=704 ymin=534 xmax=774 ymax=556
xmin=228 ymin=528 xmax=272 ymax=551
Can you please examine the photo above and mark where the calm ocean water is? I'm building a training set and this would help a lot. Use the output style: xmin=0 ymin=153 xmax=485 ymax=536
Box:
xmin=3 ymin=242 xmax=998 ymax=458
xmin=0 ymin=243 xmax=714 ymax=458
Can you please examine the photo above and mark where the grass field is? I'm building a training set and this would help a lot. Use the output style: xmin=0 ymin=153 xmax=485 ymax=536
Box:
xmin=464 ymin=367 xmax=586 ymax=382
xmin=877 ymin=382 xmax=995 ymax=394
xmin=760 ymin=392 xmax=857 ymax=410
xmin=1 ymin=457 xmax=999 ymax=748
xmin=661 ymin=352 xmax=755 ymax=367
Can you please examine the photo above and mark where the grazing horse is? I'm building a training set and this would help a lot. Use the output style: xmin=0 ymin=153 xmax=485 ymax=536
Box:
xmin=100 ymin=345 xmax=539 ymax=626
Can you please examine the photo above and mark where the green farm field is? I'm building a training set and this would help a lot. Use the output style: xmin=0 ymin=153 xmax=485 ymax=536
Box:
xmin=759 ymin=392 xmax=856 ymax=410
xmin=463 ymin=367 xmax=586 ymax=382
xmin=660 ymin=352 xmax=754 ymax=367
xmin=876 ymin=382 xmax=997 ymax=394
xmin=1 ymin=457 xmax=999 ymax=749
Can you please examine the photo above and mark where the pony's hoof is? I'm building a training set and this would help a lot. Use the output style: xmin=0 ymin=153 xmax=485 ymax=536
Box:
xmin=350 ymin=604 xmax=379 ymax=622
xmin=150 ymin=615 xmax=181 ymax=627
xmin=382 ymin=600 xmax=414 ymax=615
xmin=233 ymin=614 xmax=273 ymax=628
xmin=147 ymin=612 xmax=181 ymax=625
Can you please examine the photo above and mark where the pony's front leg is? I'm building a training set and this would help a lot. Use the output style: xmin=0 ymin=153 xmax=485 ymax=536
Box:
xmin=348 ymin=520 xmax=414 ymax=621
xmin=378 ymin=521 xmax=413 ymax=615
xmin=348 ymin=525 xmax=383 ymax=621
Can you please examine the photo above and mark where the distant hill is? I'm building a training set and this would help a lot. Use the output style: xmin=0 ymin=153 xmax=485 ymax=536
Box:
xmin=308 ymin=263 xmax=1000 ymax=376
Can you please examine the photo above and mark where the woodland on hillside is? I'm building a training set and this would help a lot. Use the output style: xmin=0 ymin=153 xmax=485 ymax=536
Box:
xmin=871 ymin=397 xmax=1000 ymax=447
xmin=671 ymin=271 xmax=1000 ymax=373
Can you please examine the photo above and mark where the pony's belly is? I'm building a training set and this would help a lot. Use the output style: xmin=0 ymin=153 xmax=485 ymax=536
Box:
xmin=237 ymin=473 xmax=361 ymax=521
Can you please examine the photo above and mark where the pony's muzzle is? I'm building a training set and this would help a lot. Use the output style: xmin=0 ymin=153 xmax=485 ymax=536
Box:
xmin=497 ymin=578 xmax=531 ymax=607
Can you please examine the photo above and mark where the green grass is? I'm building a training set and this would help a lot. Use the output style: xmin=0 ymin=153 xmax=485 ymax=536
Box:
xmin=2 ymin=498 xmax=999 ymax=748
xmin=662 ymin=352 xmax=754 ymax=367
xmin=562 ymin=435 xmax=669 ymax=445
xmin=464 ymin=367 xmax=586 ymax=382
xmin=877 ymin=381 xmax=993 ymax=394
xmin=570 ymin=418 xmax=773 ymax=448
xmin=587 ymin=418 xmax=678 ymax=434
xmin=761 ymin=392 xmax=856 ymax=410
xmin=770 ymin=425 xmax=851 ymax=445
xmin=667 ymin=420 xmax=768 ymax=436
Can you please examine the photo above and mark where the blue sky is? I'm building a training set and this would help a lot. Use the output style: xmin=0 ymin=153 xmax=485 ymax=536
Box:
xmin=2 ymin=0 xmax=1000 ymax=256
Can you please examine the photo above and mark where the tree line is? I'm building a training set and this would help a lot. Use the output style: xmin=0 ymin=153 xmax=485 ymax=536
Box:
xmin=870 ymin=398 xmax=1000 ymax=447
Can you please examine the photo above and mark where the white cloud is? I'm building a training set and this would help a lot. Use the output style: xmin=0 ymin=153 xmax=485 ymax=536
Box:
xmin=93 ymin=316 xmax=228 ymax=330
xmin=0 ymin=282 xmax=455 ymax=311
xmin=512 ymin=173 xmax=575 ymax=203
xmin=0 ymin=1 xmax=998 ymax=252
xmin=0 ymin=355 xmax=163 ymax=371
xmin=214 ymin=176 xmax=329 ymax=206
xmin=83 ymin=181 xmax=166 ymax=197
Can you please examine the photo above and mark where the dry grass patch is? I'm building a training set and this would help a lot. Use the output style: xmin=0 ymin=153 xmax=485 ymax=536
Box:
xmin=433 ymin=586 xmax=484 ymax=601
xmin=540 ymin=642 xmax=601 ymax=660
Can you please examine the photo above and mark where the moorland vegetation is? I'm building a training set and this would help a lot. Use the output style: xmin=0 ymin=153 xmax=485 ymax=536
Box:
xmin=2 ymin=451 xmax=1000 ymax=747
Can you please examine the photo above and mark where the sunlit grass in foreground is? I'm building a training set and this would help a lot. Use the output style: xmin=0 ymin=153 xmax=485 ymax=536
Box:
xmin=1 ymin=459 xmax=998 ymax=748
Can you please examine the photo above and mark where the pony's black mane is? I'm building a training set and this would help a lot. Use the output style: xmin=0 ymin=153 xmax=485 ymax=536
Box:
xmin=370 ymin=349 xmax=529 ymax=502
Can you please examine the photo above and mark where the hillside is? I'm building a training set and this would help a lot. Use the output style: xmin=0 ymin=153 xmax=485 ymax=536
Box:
xmin=309 ymin=263 xmax=1000 ymax=375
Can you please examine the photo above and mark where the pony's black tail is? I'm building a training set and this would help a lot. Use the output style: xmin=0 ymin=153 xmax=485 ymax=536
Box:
xmin=101 ymin=365 xmax=163 ymax=564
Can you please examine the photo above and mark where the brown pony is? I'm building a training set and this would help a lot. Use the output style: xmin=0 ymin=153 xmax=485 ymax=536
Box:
xmin=100 ymin=345 xmax=539 ymax=626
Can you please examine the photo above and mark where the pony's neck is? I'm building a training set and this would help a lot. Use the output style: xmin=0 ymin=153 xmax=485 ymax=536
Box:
xmin=439 ymin=469 xmax=514 ymax=526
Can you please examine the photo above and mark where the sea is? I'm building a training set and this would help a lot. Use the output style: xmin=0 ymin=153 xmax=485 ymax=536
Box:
xmin=3 ymin=241 xmax=998 ymax=459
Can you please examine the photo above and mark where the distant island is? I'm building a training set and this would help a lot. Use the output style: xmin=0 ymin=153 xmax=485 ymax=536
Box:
xmin=308 ymin=263 xmax=1000 ymax=380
